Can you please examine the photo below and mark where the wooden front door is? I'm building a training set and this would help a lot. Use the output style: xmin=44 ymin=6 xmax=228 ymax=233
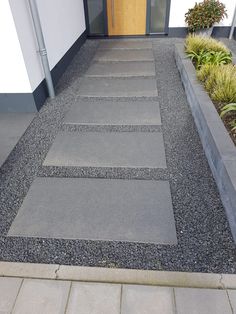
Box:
xmin=107 ymin=0 xmax=147 ymax=36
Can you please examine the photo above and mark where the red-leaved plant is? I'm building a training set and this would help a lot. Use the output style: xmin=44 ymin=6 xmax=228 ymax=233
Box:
xmin=185 ymin=0 xmax=227 ymax=32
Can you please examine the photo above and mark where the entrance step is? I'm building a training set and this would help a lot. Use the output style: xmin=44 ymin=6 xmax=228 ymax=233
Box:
xmin=99 ymin=40 xmax=152 ymax=50
xmin=78 ymin=77 xmax=158 ymax=98
xmin=85 ymin=61 xmax=155 ymax=78
xmin=94 ymin=49 xmax=154 ymax=62
xmin=8 ymin=177 xmax=177 ymax=244
xmin=63 ymin=99 xmax=161 ymax=126
xmin=43 ymin=131 xmax=167 ymax=168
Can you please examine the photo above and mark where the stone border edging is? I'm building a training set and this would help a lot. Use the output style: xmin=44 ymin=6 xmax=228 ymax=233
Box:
xmin=175 ymin=43 xmax=236 ymax=242
xmin=0 ymin=262 xmax=236 ymax=289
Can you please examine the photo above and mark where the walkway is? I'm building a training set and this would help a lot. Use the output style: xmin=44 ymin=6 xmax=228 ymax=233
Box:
xmin=9 ymin=39 xmax=177 ymax=245
xmin=0 ymin=38 xmax=235 ymax=272
xmin=1 ymin=275 xmax=236 ymax=313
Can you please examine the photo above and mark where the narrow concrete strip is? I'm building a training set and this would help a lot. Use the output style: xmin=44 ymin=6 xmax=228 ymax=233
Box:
xmin=99 ymin=40 xmax=152 ymax=50
xmin=43 ymin=132 xmax=167 ymax=168
xmin=66 ymin=282 xmax=121 ymax=314
xmin=85 ymin=61 xmax=155 ymax=77
xmin=0 ymin=262 xmax=234 ymax=289
xmin=12 ymin=279 xmax=70 ymax=314
xmin=94 ymin=49 xmax=154 ymax=62
xmin=78 ymin=77 xmax=158 ymax=98
xmin=64 ymin=99 xmax=161 ymax=126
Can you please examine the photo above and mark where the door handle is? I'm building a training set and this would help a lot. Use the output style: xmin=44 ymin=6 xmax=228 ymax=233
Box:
xmin=111 ymin=0 xmax=115 ymax=28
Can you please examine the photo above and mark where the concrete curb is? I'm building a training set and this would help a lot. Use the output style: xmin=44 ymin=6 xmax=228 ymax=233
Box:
xmin=0 ymin=262 xmax=236 ymax=289
xmin=175 ymin=43 xmax=236 ymax=243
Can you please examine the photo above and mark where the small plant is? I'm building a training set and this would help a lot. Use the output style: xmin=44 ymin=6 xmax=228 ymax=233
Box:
xmin=188 ymin=49 xmax=231 ymax=69
xmin=185 ymin=0 xmax=227 ymax=32
xmin=220 ymin=103 xmax=236 ymax=131
xmin=185 ymin=35 xmax=230 ymax=55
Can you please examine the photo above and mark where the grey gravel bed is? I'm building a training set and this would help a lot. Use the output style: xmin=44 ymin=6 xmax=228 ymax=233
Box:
xmin=0 ymin=38 xmax=235 ymax=273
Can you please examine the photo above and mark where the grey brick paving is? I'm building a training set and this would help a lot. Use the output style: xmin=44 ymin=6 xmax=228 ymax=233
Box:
xmin=0 ymin=277 xmax=22 ymax=313
xmin=174 ymin=288 xmax=232 ymax=314
xmin=8 ymin=178 xmax=177 ymax=244
xmin=12 ymin=279 xmax=70 ymax=314
xmin=85 ymin=61 xmax=155 ymax=77
xmin=66 ymin=283 xmax=121 ymax=314
xmin=64 ymin=99 xmax=161 ymax=126
xmin=78 ymin=77 xmax=158 ymax=97
xmin=121 ymin=285 xmax=175 ymax=314
xmin=43 ymin=131 xmax=166 ymax=168
xmin=228 ymin=290 xmax=236 ymax=313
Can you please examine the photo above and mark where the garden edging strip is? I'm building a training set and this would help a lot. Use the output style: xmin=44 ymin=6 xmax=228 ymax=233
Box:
xmin=175 ymin=43 xmax=236 ymax=242
xmin=1 ymin=261 xmax=236 ymax=289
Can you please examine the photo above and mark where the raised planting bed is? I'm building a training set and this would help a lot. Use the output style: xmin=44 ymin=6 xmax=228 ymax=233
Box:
xmin=175 ymin=43 xmax=236 ymax=242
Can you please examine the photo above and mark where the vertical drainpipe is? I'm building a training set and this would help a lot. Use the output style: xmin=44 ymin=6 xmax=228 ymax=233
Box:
xmin=28 ymin=0 xmax=55 ymax=98
xmin=229 ymin=4 xmax=236 ymax=40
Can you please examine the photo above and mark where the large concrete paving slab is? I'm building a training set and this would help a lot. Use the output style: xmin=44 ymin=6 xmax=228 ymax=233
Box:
xmin=94 ymin=49 xmax=154 ymax=62
xmin=43 ymin=131 xmax=166 ymax=168
xmin=99 ymin=40 xmax=152 ymax=50
xmin=78 ymin=77 xmax=158 ymax=98
xmin=85 ymin=61 xmax=155 ymax=77
xmin=64 ymin=99 xmax=161 ymax=126
xmin=8 ymin=178 xmax=177 ymax=244
xmin=0 ymin=113 xmax=34 ymax=166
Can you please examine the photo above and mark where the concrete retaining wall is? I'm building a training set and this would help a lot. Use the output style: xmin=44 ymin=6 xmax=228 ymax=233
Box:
xmin=175 ymin=44 xmax=236 ymax=242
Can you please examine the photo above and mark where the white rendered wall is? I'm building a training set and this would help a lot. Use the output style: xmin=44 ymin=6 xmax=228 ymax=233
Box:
xmin=9 ymin=0 xmax=86 ymax=91
xmin=169 ymin=0 xmax=235 ymax=28
xmin=0 ymin=0 xmax=31 ymax=93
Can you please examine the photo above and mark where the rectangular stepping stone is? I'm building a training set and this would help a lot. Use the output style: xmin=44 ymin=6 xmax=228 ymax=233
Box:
xmin=94 ymin=49 xmax=154 ymax=62
xmin=99 ymin=40 xmax=152 ymax=50
xmin=43 ymin=132 xmax=167 ymax=168
xmin=78 ymin=77 xmax=158 ymax=98
xmin=85 ymin=61 xmax=155 ymax=77
xmin=8 ymin=178 xmax=177 ymax=244
xmin=64 ymin=99 xmax=161 ymax=125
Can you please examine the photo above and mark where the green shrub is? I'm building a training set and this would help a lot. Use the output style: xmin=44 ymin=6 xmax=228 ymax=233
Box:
xmin=185 ymin=34 xmax=230 ymax=55
xmin=188 ymin=49 xmax=231 ymax=69
xmin=185 ymin=0 xmax=227 ymax=32
xmin=198 ymin=64 xmax=236 ymax=103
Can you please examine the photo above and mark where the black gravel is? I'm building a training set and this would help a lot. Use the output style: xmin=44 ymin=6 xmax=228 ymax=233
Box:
xmin=0 ymin=38 xmax=236 ymax=273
